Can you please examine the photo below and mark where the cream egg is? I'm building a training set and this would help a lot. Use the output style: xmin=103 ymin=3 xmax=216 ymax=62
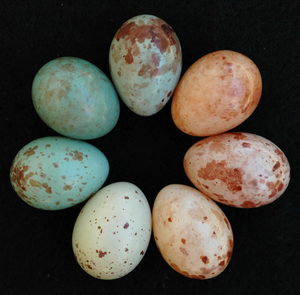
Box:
xmin=152 ymin=184 xmax=234 ymax=279
xmin=184 ymin=132 xmax=291 ymax=208
xmin=72 ymin=182 xmax=152 ymax=280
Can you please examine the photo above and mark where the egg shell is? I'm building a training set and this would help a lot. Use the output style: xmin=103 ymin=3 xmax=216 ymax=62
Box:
xmin=171 ymin=50 xmax=262 ymax=136
xmin=10 ymin=136 xmax=109 ymax=210
xmin=109 ymin=14 xmax=182 ymax=116
xmin=32 ymin=57 xmax=120 ymax=140
xmin=184 ymin=132 xmax=291 ymax=208
xmin=152 ymin=184 xmax=234 ymax=279
xmin=72 ymin=182 xmax=152 ymax=280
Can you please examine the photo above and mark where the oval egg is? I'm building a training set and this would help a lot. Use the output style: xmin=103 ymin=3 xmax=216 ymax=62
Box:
xmin=171 ymin=50 xmax=262 ymax=136
xmin=109 ymin=14 xmax=182 ymax=116
xmin=10 ymin=136 xmax=109 ymax=210
xmin=152 ymin=184 xmax=234 ymax=279
xmin=184 ymin=132 xmax=291 ymax=208
xmin=32 ymin=56 xmax=120 ymax=140
xmin=72 ymin=182 xmax=152 ymax=280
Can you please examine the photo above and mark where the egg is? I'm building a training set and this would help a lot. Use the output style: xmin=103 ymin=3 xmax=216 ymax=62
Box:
xmin=152 ymin=184 xmax=233 ymax=279
xmin=109 ymin=14 xmax=182 ymax=116
xmin=171 ymin=50 xmax=262 ymax=136
xmin=184 ymin=132 xmax=291 ymax=208
xmin=32 ymin=57 xmax=120 ymax=140
xmin=72 ymin=182 xmax=152 ymax=280
xmin=10 ymin=136 xmax=109 ymax=210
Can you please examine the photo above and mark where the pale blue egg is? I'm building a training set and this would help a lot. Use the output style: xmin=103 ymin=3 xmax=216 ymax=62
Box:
xmin=32 ymin=57 xmax=120 ymax=140
xmin=10 ymin=136 xmax=109 ymax=210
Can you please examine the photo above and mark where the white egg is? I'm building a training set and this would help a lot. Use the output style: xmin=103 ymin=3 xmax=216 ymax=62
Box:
xmin=72 ymin=182 xmax=152 ymax=280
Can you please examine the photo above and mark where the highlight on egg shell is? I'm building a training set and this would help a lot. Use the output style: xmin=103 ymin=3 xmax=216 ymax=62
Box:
xmin=109 ymin=14 xmax=182 ymax=116
xmin=152 ymin=184 xmax=234 ymax=279
xmin=32 ymin=56 xmax=120 ymax=140
xmin=171 ymin=50 xmax=262 ymax=136
xmin=184 ymin=132 xmax=291 ymax=208
xmin=72 ymin=182 xmax=152 ymax=280
xmin=10 ymin=136 xmax=109 ymax=210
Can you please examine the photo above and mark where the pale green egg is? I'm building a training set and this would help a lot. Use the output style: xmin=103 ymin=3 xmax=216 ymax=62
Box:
xmin=10 ymin=136 xmax=109 ymax=210
xmin=32 ymin=57 xmax=120 ymax=140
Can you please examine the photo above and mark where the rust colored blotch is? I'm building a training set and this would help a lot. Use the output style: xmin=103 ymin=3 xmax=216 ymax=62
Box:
xmin=140 ymin=251 xmax=144 ymax=255
xmin=272 ymin=161 xmax=281 ymax=172
xmin=227 ymin=251 xmax=233 ymax=263
xmin=275 ymin=149 xmax=286 ymax=163
xmin=241 ymin=200 xmax=256 ymax=208
xmin=114 ymin=19 xmax=179 ymax=56
xmin=191 ymin=274 xmax=206 ymax=279
xmin=180 ymin=247 xmax=188 ymax=256
xmin=123 ymin=222 xmax=129 ymax=229
xmin=200 ymin=256 xmax=209 ymax=264
xmin=181 ymin=238 xmax=186 ymax=244
xmin=224 ymin=218 xmax=230 ymax=230
xmin=233 ymin=132 xmax=248 ymax=140
xmin=23 ymin=146 xmax=38 ymax=157
xmin=198 ymin=160 xmax=244 ymax=193
xmin=168 ymin=217 xmax=172 ymax=222
xmin=124 ymin=48 xmax=134 ymax=64
xmin=124 ymin=196 xmax=129 ymax=199
xmin=71 ymin=150 xmax=83 ymax=161
xmin=98 ymin=251 xmax=107 ymax=258
xmin=242 ymin=142 xmax=251 ymax=148
xmin=213 ymin=193 xmax=229 ymax=204
xmin=219 ymin=260 xmax=225 ymax=266
xmin=204 ymin=216 xmax=208 ymax=220
xmin=63 ymin=184 xmax=72 ymax=191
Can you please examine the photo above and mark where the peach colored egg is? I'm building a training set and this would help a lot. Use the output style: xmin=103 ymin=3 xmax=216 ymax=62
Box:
xmin=109 ymin=14 xmax=182 ymax=116
xmin=184 ymin=132 xmax=291 ymax=208
xmin=171 ymin=50 xmax=262 ymax=136
xmin=152 ymin=184 xmax=234 ymax=279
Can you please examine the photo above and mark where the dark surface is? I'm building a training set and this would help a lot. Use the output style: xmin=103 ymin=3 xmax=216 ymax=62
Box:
xmin=1 ymin=0 xmax=300 ymax=294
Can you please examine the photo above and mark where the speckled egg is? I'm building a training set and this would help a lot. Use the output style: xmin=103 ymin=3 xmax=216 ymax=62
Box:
xmin=109 ymin=14 xmax=182 ymax=116
xmin=184 ymin=132 xmax=291 ymax=208
xmin=72 ymin=182 xmax=152 ymax=280
xmin=152 ymin=184 xmax=234 ymax=279
xmin=171 ymin=50 xmax=262 ymax=136
xmin=10 ymin=136 xmax=109 ymax=210
xmin=32 ymin=57 xmax=120 ymax=140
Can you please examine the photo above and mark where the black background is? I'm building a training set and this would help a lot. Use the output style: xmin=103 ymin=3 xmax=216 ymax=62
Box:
xmin=1 ymin=0 xmax=300 ymax=294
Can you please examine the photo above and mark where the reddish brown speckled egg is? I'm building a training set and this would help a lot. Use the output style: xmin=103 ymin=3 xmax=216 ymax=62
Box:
xmin=184 ymin=132 xmax=291 ymax=208
xmin=109 ymin=14 xmax=182 ymax=116
xmin=171 ymin=50 xmax=262 ymax=136
xmin=152 ymin=184 xmax=234 ymax=279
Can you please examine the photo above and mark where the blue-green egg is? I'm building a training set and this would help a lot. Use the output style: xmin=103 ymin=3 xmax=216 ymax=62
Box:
xmin=10 ymin=136 xmax=109 ymax=210
xmin=32 ymin=57 xmax=120 ymax=140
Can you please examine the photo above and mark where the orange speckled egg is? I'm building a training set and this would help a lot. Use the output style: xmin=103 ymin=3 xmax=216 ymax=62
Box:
xmin=171 ymin=50 xmax=262 ymax=136
xmin=152 ymin=184 xmax=234 ymax=279
xmin=184 ymin=132 xmax=291 ymax=208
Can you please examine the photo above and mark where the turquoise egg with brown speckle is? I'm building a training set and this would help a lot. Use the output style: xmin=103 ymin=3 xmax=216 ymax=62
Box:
xmin=10 ymin=136 xmax=109 ymax=210
xmin=32 ymin=57 xmax=120 ymax=140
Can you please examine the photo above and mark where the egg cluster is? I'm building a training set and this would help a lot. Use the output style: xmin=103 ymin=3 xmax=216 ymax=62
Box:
xmin=10 ymin=14 xmax=290 ymax=280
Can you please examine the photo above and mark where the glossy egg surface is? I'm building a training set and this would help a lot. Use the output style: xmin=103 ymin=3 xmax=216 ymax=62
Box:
xmin=32 ymin=57 xmax=120 ymax=140
xmin=171 ymin=50 xmax=262 ymax=136
xmin=109 ymin=14 xmax=182 ymax=116
xmin=152 ymin=184 xmax=233 ymax=279
xmin=10 ymin=136 xmax=109 ymax=210
xmin=72 ymin=182 xmax=152 ymax=280
xmin=184 ymin=132 xmax=291 ymax=208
